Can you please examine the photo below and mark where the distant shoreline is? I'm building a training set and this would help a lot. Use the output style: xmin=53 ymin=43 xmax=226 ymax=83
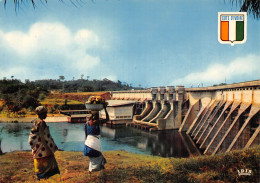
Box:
xmin=0 ymin=114 xmax=69 ymax=123
xmin=0 ymin=117 xmax=36 ymax=123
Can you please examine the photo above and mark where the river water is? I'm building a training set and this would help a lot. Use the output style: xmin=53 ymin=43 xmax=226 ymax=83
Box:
xmin=0 ymin=122 xmax=200 ymax=157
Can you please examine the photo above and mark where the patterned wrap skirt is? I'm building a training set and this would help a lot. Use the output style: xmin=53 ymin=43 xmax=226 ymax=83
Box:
xmin=34 ymin=155 xmax=60 ymax=180
xmin=29 ymin=121 xmax=60 ymax=179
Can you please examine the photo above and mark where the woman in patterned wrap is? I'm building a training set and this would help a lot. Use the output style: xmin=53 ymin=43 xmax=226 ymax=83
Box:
xmin=28 ymin=106 xmax=60 ymax=180
xmin=84 ymin=102 xmax=109 ymax=172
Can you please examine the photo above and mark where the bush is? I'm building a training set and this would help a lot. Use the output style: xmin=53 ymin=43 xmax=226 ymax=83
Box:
xmin=38 ymin=93 xmax=46 ymax=101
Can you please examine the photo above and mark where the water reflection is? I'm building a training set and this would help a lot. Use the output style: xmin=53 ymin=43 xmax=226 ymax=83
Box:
xmin=63 ymin=129 xmax=68 ymax=136
xmin=101 ymin=126 xmax=199 ymax=157
xmin=0 ymin=122 xmax=200 ymax=157
xmin=0 ymin=141 xmax=2 ymax=155
xmin=0 ymin=127 xmax=3 ymax=155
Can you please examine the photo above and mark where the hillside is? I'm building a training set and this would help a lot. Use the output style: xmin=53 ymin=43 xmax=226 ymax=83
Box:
xmin=0 ymin=78 xmax=131 ymax=116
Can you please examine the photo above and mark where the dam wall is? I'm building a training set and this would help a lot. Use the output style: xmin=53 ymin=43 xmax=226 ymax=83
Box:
xmin=111 ymin=80 xmax=260 ymax=155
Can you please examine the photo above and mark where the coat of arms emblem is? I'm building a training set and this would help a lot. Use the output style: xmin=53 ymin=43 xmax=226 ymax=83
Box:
xmin=218 ymin=12 xmax=247 ymax=46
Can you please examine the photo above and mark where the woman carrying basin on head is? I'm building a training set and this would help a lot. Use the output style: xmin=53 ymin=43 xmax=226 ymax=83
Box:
xmin=28 ymin=106 xmax=60 ymax=180
xmin=84 ymin=96 xmax=109 ymax=172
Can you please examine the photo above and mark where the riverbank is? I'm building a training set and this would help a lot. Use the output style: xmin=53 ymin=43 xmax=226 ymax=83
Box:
xmin=0 ymin=117 xmax=36 ymax=123
xmin=0 ymin=114 xmax=68 ymax=123
xmin=0 ymin=146 xmax=259 ymax=183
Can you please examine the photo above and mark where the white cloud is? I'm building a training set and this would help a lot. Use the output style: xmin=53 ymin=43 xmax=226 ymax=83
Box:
xmin=74 ymin=55 xmax=101 ymax=72
xmin=0 ymin=22 xmax=108 ymax=80
xmin=3 ymin=22 xmax=73 ymax=55
xmin=172 ymin=54 xmax=260 ymax=86
xmin=75 ymin=29 xmax=99 ymax=48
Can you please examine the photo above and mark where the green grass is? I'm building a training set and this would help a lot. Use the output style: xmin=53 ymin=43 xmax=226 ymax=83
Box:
xmin=0 ymin=146 xmax=259 ymax=183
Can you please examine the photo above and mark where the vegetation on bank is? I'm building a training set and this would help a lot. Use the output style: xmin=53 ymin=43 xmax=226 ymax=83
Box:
xmin=0 ymin=79 xmax=47 ymax=118
xmin=0 ymin=78 xmax=139 ymax=118
xmin=0 ymin=146 xmax=259 ymax=183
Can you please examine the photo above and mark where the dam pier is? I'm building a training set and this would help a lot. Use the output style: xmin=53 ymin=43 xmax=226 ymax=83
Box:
xmin=109 ymin=80 xmax=260 ymax=155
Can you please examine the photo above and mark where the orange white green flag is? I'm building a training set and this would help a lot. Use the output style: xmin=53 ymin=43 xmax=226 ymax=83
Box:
xmin=218 ymin=12 xmax=247 ymax=46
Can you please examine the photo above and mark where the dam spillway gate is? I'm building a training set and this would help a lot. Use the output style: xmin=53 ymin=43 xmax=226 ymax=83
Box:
xmin=111 ymin=80 xmax=260 ymax=155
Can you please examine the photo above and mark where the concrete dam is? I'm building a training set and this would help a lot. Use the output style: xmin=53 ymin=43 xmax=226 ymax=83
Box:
xmin=110 ymin=80 xmax=260 ymax=155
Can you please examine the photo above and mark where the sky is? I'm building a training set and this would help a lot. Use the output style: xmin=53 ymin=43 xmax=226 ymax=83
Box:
xmin=0 ymin=0 xmax=259 ymax=88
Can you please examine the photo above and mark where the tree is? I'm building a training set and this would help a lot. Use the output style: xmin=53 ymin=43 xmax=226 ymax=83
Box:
xmin=117 ymin=80 xmax=122 ymax=87
xmin=80 ymin=74 xmax=84 ymax=80
xmin=22 ymin=94 xmax=39 ymax=109
xmin=25 ymin=79 xmax=30 ymax=84
xmin=59 ymin=76 xmax=65 ymax=81
xmin=231 ymin=0 xmax=260 ymax=19
xmin=38 ymin=93 xmax=46 ymax=100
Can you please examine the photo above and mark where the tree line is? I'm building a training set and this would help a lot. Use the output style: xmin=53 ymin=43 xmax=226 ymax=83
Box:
xmin=31 ymin=77 xmax=136 ymax=93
